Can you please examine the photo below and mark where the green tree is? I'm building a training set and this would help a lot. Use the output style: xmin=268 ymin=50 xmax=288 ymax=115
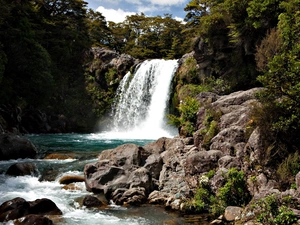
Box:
xmin=87 ymin=9 xmax=111 ymax=47
xmin=256 ymin=0 xmax=300 ymax=152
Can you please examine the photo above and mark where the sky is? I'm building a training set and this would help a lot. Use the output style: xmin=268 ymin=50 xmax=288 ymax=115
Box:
xmin=84 ymin=0 xmax=190 ymax=23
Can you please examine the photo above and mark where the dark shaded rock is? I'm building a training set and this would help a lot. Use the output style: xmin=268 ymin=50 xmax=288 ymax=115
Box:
xmin=84 ymin=163 xmax=128 ymax=195
xmin=29 ymin=198 xmax=62 ymax=216
xmin=59 ymin=175 xmax=85 ymax=184
xmin=128 ymin=167 xmax=152 ymax=195
xmin=0 ymin=197 xmax=30 ymax=222
xmin=6 ymin=163 xmax=39 ymax=177
xmin=144 ymin=154 xmax=163 ymax=179
xmin=83 ymin=195 xmax=104 ymax=208
xmin=0 ymin=134 xmax=37 ymax=160
xmin=117 ymin=187 xmax=147 ymax=206
xmin=14 ymin=214 xmax=53 ymax=225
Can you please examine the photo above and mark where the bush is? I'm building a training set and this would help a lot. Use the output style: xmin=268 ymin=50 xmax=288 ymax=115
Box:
xmin=168 ymin=96 xmax=200 ymax=136
xmin=186 ymin=168 xmax=250 ymax=217
xmin=217 ymin=168 xmax=251 ymax=207
xmin=277 ymin=152 xmax=300 ymax=185
xmin=252 ymin=194 xmax=297 ymax=225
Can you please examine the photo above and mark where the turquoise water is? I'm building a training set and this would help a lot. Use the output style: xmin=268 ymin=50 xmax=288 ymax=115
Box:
xmin=0 ymin=133 xmax=199 ymax=225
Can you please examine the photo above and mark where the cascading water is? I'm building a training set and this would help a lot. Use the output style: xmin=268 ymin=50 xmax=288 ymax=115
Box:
xmin=109 ymin=59 xmax=178 ymax=139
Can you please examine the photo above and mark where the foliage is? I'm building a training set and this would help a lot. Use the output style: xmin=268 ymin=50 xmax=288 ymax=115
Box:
xmin=217 ymin=168 xmax=251 ymax=207
xmin=255 ymin=28 xmax=282 ymax=72
xmin=168 ymin=96 xmax=200 ymax=136
xmin=251 ymin=0 xmax=300 ymax=174
xmin=277 ymin=152 xmax=300 ymax=185
xmin=252 ymin=194 xmax=297 ymax=225
xmin=187 ymin=168 xmax=250 ymax=216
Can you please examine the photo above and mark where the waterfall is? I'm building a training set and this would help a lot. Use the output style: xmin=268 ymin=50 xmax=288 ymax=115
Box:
xmin=109 ymin=59 xmax=178 ymax=139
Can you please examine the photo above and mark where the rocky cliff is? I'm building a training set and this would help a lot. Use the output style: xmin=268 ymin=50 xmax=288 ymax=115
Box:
xmin=84 ymin=88 xmax=300 ymax=224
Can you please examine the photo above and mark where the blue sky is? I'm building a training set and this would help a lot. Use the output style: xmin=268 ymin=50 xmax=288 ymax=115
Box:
xmin=85 ymin=0 xmax=190 ymax=23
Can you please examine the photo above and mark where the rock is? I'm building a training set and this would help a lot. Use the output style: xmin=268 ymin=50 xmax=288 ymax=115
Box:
xmin=6 ymin=163 xmax=39 ymax=177
xmin=84 ymin=164 xmax=128 ymax=195
xmin=0 ymin=134 xmax=37 ymax=160
xmin=143 ymin=137 xmax=168 ymax=154
xmin=59 ymin=175 xmax=85 ymax=184
xmin=29 ymin=198 xmax=62 ymax=216
xmin=144 ymin=154 xmax=163 ymax=179
xmin=210 ymin=126 xmax=245 ymax=155
xmin=98 ymin=144 xmax=148 ymax=168
xmin=218 ymin=156 xmax=241 ymax=169
xmin=185 ymin=150 xmax=223 ymax=175
xmin=118 ymin=187 xmax=147 ymax=205
xmin=0 ymin=197 xmax=30 ymax=222
xmin=44 ymin=153 xmax=74 ymax=160
xmin=295 ymin=172 xmax=300 ymax=191
xmin=148 ymin=190 xmax=170 ymax=204
xmin=210 ymin=169 xmax=227 ymax=192
xmin=128 ymin=167 xmax=152 ymax=194
xmin=62 ymin=183 xmax=82 ymax=191
xmin=83 ymin=195 xmax=105 ymax=208
xmin=224 ymin=206 xmax=243 ymax=221
xmin=14 ymin=214 xmax=53 ymax=225
xmin=246 ymin=128 xmax=266 ymax=165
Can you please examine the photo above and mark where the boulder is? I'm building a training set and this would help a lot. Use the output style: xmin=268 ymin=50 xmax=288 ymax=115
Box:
xmin=98 ymin=144 xmax=148 ymax=168
xmin=185 ymin=150 xmax=223 ymax=175
xmin=62 ymin=183 xmax=82 ymax=191
xmin=128 ymin=167 xmax=152 ymax=194
xmin=117 ymin=187 xmax=147 ymax=206
xmin=0 ymin=134 xmax=37 ymax=160
xmin=224 ymin=206 xmax=243 ymax=221
xmin=84 ymin=163 xmax=128 ymax=195
xmin=0 ymin=197 xmax=30 ymax=222
xmin=6 ymin=163 xmax=39 ymax=177
xmin=14 ymin=215 xmax=53 ymax=225
xmin=29 ymin=198 xmax=62 ymax=216
xmin=144 ymin=154 xmax=163 ymax=179
xmin=44 ymin=153 xmax=74 ymax=160
xmin=210 ymin=126 xmax=245 ymax=155
xmin=218 ymin=156 xmax=241 ymax=170
xmin=59 ymin=175 xmax=85 ymax=184
xmin=83 ymin=195 xmax=105 ymax=208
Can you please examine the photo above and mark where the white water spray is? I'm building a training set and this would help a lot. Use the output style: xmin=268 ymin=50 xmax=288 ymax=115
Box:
xmin=107 ymin=59 xmax=178 ymax=139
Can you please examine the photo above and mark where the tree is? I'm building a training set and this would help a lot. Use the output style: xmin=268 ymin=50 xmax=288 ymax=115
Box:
xmin=86 ymin=9 xmax=111 ymax=47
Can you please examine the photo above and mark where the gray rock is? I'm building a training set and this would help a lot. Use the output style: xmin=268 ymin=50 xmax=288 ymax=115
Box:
xmin=0 ymin=134 xmax=37 ymax=160
xmin=185 ymin=150 xmax=223 ymax=175
xmin=224 ymin=206 xmax=243 ymax=221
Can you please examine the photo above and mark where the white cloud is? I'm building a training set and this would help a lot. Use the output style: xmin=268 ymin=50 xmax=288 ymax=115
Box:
xmin=137 ymin=5 xmax=164 ymax=13
xmin=146 ymin=0 xmax=186 ymax=6
xmin=96 ymin=6 xmax=136 ymax=23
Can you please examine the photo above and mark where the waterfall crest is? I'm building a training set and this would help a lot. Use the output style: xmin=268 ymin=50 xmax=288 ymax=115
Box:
xmin=109 ymin=59 xmax=178 ymax=139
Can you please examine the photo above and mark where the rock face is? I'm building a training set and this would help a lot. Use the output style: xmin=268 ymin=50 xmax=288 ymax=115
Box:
xmin=84 ymin=88 xmax=300 ymax=224
xmin=0 ymin=134 xmax=37 ymax=160
xmin=0 ymin=197 xmax=62 ymax=223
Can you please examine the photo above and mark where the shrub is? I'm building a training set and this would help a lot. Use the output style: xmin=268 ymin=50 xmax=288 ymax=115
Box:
xmin=217 ymin=168 xmax=251 ymax=207
xmin=277 ymin=152 xmax=300 ymax=185
xmin=252 ymin=194 xmax=297 ymax=225
xmin=187 ymin=168 xmax=250 ymax=217
xmin=168 ymin=96 xmax=200 ymax=136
